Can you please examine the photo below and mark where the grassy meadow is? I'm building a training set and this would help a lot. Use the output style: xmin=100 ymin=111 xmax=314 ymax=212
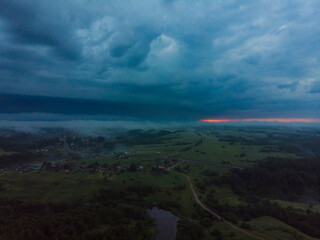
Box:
xmin=0 ymin=126 xmax=319 ymax=239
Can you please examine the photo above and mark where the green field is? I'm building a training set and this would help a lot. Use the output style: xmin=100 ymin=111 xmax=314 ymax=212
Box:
xmin=0 ymin=127 xmax=319 ymax=239
xmin=0 ymin=148 xmax=15 ymax=156
xmin=129 ymin=129 xmax=298 ymax=167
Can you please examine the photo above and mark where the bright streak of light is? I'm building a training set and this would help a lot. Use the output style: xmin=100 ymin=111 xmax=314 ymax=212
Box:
xmin=200 ymin=118 xmax=320 ymax=123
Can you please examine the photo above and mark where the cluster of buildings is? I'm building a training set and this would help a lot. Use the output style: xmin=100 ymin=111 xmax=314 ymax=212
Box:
xmin=113 ymin=151 xmax=135 ymax=160
xmin=36 ymin=145 xmax=54 ymax=153
xmin=9 ymin=151 xmax=179 ymax=175
xmin=15 ymin=162 xmax=73 ymax=173
xmin=156 ymin=158 xmax=178 ymax=169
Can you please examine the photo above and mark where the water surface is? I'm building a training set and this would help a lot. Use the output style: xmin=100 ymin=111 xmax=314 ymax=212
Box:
xmin=147 ymin=207 xmax=179 ymax=240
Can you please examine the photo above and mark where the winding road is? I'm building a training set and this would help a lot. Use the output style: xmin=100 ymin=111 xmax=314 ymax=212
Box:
xmin=183 ymin=174 xmax=222 ymax=220
xmin=182 ymin=173 xmax=265 ymax=240
xmin=167 ymin=162 xmax=265 ymax=240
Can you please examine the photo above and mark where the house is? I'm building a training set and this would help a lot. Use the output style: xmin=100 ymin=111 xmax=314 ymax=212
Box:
xmin=114 ymin=165 xmax=122 ymax=172
xmin=138 ymin=165 xmax=145 ymax=171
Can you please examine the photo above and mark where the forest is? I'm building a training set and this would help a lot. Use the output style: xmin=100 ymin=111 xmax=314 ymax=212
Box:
xmin=206 ymin=157 xmax=320 ymax=237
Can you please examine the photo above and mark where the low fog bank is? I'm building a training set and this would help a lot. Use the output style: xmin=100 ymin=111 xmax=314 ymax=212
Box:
xmin=0 ymin=113 xmax=319 ymax=136
xmin=0 ymin=120 xmax=198 ymax=136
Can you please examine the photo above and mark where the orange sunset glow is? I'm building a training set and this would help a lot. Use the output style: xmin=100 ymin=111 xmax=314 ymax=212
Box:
xmin=200 ymin=118 xmax=320 ymax=123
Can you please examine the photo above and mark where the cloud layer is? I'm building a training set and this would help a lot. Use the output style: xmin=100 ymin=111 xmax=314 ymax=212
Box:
xmin=0 ymin=0 xmax=319 ymax=120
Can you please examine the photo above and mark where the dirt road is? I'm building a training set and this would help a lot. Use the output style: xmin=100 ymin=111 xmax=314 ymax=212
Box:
xmin=181 ymin=173 xmax=265 ymax=240
xmin=183 ymin=174 xmax=222 ymax=220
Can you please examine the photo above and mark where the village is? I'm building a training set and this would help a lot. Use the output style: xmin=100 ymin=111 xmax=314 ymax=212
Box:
xmin=0 ymin=151 xmax=180 ymax=177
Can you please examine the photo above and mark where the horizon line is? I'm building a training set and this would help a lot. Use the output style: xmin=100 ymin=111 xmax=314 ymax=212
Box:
xmin=200 ymin=118 xmax=320 ymax=123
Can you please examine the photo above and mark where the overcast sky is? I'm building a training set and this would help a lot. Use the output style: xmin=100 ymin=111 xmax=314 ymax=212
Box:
xmin=0 ymin=0 xmax=319 ymax=120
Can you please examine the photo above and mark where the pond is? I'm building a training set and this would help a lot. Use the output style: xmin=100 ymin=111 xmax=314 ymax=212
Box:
xmin=147 ymin=207 xmax=179 ymax=240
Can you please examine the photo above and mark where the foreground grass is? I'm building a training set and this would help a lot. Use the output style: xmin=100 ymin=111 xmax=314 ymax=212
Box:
xmin=249 ymin=216 xmax=318 ymax=240
xmin=0 ymin=162 xmax=318 ymax=240
xmin=0 ymin=166 xmax=201 ymax=219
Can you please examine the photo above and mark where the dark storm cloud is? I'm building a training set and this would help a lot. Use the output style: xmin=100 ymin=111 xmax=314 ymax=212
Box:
xmin=0 ymin=0 xmax=319 ymax=120
xmin=278 ymin=81 xmax=299 ymax=92
xmin=0 ymin=0 xmax=80 ymax=60
xmin=310 ymin=81 xmax=320 ymax=94
xmin=0 ymin=94 xmax=210 ymax=121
